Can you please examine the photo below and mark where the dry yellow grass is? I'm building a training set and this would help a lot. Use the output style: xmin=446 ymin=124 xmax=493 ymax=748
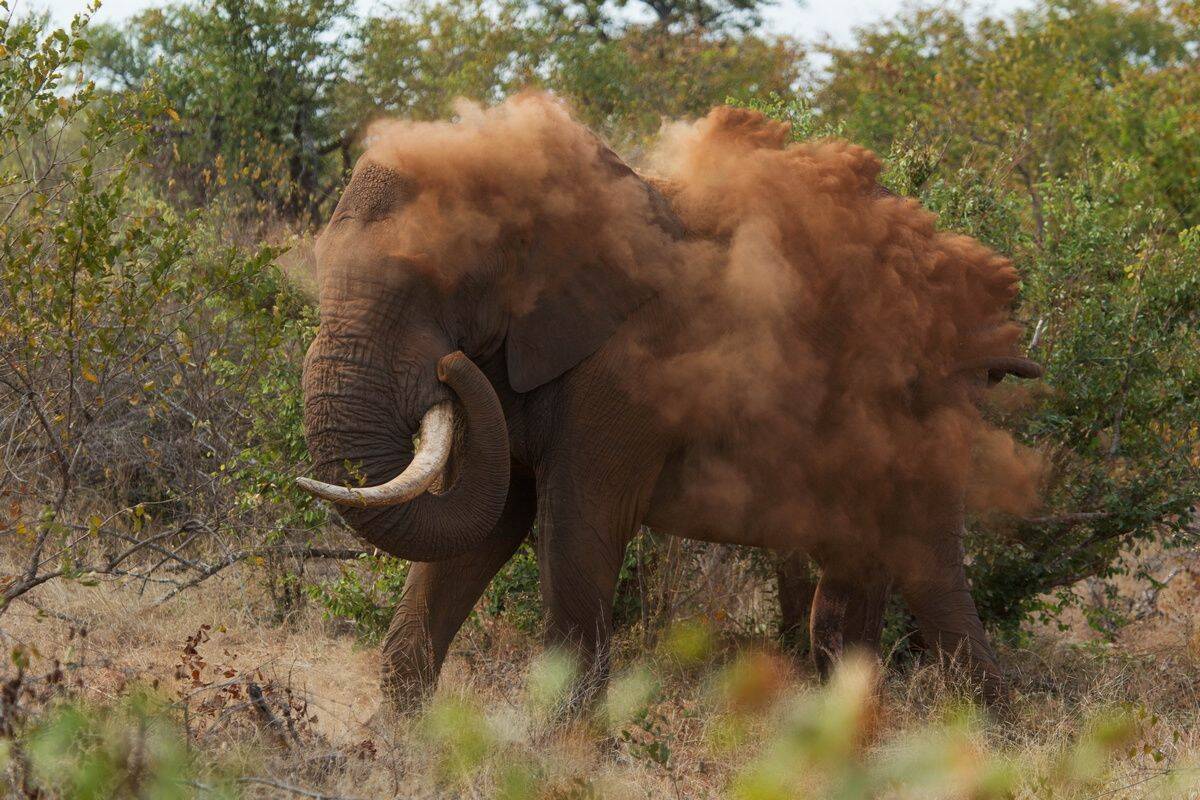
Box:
xmin=2 ymin=546 xmax=1198 ymax=799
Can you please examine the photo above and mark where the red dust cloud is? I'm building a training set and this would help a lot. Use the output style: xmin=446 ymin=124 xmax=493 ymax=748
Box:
xmin=347 ymin=93 xmax=1042 ymax=564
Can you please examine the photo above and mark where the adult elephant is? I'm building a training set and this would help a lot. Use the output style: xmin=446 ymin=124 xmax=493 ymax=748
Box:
xmin=297 ymin=96 xmax=1040 ymax=710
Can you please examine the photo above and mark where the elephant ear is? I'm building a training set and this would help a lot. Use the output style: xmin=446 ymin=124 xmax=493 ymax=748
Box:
xmin=505 ymin=257 xmax=654 ymax=393
xmin=505 ymin=138 xmax=680 ymax=394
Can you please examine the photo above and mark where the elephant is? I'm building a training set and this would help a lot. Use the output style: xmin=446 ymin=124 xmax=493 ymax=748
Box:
xmin=296 ymin=96 xmax=1042 ymax=711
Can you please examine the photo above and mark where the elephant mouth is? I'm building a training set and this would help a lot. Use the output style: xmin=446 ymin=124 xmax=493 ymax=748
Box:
xmin=297 ymin=401 xmax=455 ymax=507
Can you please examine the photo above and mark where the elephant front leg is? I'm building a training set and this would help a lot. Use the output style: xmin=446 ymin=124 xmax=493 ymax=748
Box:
xmin=381 ymin=474 xmax=535 ymax=712
xmin=899 ymin=566 xmax=1004 ymax=701
xmin=536 ymin=515 xmax=632 ymax=711
xmin=536 ymin=473 xmax=656 ymax=712
xmin=532 ymin=378 xmax=665 ymax=712
xmin=896 ymin=510 xmax=1005 ymax=701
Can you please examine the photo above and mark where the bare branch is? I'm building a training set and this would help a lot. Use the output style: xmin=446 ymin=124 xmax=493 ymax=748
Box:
xmin=234 ymin=776 xmax=364 ymax=800
xmin=154 ymin=546 xmax=370 ymax=606
xmin=1021 ymin=511 xmax=1115 ymax=528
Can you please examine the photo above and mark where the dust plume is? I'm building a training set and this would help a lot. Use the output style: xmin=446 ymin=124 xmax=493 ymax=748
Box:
xmin=346 ymin=94 xmax=677 ymax=316
xmin=641 ymin=105 xmax=1042 ymax=560
xmin=352 ymin=94 xmax=1042 ymax=567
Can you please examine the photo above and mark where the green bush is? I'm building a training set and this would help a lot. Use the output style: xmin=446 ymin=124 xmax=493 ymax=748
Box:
xmin=305 ymin=554 xmax=410 ymax=641
xmin=483 ymin=541 xmax=543 ymax=633
xmin=21 ymin=692 xmax=212 ymax=800
xmin=0 ymin=665 xmax=236 ymax=800
xmin=88 ymin=0 xmax=354 ymax=222
xmin=0 ymin=4 xmax=333 ymax=613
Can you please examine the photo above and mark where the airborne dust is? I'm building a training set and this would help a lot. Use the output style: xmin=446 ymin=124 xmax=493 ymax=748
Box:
xmin=354 ymin=92 xmax=1042 ymax=565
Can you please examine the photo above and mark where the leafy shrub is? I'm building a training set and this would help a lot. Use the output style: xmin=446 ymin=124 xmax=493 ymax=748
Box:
xmin=0 ymin=644 xmax=234 ymax=800
xmin=483 ymin=541 xmax=543 ymax=633
xmin=20 ymin=692 xmax=209 ymax=800
xmin=0 ymin=5 xmax=336 ymax=614
xmin=88 ymin=0 xmax=355 ymax=222
xmin=305 ymin=554 xmax=409 ymax=641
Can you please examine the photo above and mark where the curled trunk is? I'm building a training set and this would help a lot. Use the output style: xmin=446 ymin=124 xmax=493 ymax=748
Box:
xmin=301 ymin=351 xmax=510 ymax=562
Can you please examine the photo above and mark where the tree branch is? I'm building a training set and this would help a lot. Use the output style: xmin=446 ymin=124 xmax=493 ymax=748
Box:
xmin=154 ymin=546 xmax=370 ymax=605
xmin=1021 ymin=511 xmax=1115 ymax=528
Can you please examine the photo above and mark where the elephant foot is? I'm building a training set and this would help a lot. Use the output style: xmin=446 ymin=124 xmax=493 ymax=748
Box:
xmin=380 ymin=674 xmax=435 ymax=717
xmin=358 ymin=690 xmax=425 ymax=750
xmin=907 ymin=610 xmax=1008 ymax=704
xmin=808 ymin=574 xmax=850 ymax=681
xmin=379 ymin=638 xmax=440 ymax=718
xmin=931 ymin=642 xmax=1008 ymax=705
xmin=775 ymin=549 xmax=817 ymax=656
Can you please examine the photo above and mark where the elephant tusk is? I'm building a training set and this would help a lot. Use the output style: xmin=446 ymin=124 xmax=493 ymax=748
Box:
xmin=296 ymin=402 xmax=454 ymax=507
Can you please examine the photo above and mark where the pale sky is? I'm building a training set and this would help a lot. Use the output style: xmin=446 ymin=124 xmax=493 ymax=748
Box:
xmin=37 ymin=0 xmax=1033 ymax=45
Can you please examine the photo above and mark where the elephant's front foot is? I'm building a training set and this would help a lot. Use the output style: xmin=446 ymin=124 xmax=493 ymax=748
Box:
xmin=536 ymin=641 xmax=613 ymax=724
xmin=901 ymin=576 xmax=1008 ymax=704
xmin=379 ymin=638 xmax=440 ymax=716
xmin=927 ymin=638 xmax=1009 ymax=705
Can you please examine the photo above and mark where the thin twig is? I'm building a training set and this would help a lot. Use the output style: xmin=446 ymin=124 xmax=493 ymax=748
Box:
xmin=235 ymin=776 xmax=365 ymax=800
xmin=153 ymin=547 xmax=369 ymax=605
xmin=1022 ymin=511 xmax=1114 ymax=528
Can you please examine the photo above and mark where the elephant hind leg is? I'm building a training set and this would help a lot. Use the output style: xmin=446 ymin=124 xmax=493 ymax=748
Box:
xmin=808 ymin=568 xmax=891 ymax=681
xmin=381 ymin=471 xmax=535 ymax=712
xmin=776 ymin=549 xmax=816 ymax=653
xmin=843 ymin=575 xmax=891 ymax=654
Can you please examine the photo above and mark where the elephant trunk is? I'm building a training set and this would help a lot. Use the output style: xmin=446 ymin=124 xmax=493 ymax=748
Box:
xmin=300 ymin=350 xmax=510 ymax=562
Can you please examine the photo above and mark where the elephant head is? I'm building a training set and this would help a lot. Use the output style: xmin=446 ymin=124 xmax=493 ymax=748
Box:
xmin=296 ymin=106 xmax=680 ymax=562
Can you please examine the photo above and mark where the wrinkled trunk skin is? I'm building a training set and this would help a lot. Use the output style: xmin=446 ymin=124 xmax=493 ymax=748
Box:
xmin=302 ymin=334 xmax=510 ymax=562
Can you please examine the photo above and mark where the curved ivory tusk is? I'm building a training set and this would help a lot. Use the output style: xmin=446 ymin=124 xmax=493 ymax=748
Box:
xmin=296 ymin=402 xmax=454 ymax=507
